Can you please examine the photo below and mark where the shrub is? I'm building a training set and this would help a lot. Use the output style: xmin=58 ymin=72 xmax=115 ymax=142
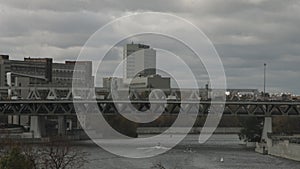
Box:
xmin=0 ymin=147 xmax=33 ymax=169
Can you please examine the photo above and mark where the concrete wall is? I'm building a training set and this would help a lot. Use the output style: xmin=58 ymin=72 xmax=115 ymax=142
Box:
xmin=268 ymin=140 xmax=300 ymax=161
xmin=137 ymin=127 xmax=242 ymax=135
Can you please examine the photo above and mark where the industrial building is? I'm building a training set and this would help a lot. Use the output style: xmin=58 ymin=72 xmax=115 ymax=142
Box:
xmin=130 ymin=74 xmax=170 ymax=89
xmin=0 ymin=55 xmax=93 ymax=89
xmin=103 ymin=77 xmax=125 ymax=89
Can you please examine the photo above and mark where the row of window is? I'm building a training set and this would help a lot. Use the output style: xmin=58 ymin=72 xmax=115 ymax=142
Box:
xmin=52 ymin=68 xmax=86 ymax=73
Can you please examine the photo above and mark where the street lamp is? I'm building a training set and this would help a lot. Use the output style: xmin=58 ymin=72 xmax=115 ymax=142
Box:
xmin=264 ymin=63 xmax=267 ymax=100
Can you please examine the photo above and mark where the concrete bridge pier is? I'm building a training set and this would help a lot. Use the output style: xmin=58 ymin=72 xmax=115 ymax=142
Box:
xmin=8 ymin=115 xmax=21 ymax=125
xmin=58 ymin=116 xmax=66 ymax=136
xmin=30 ymin=116 xmax=46 ymax=138
xmin=262 ymin=117 xmax=273 ymax=148
xmin=9 ymin=115 xmax=30 ymax=127
xmin=12 ymin=115 xmax=20 ymax=125
xmin=7 ymin=115 xmax=13 ymax=124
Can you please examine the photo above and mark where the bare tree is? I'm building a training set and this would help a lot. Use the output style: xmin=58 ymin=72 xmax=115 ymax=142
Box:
xmin=22 ymin=144 xmax=42 ymax=169
xmin=0 ymin=136 xmax=88 ymax=169
xmin=41 ymin=138 xmax=88 ymax=169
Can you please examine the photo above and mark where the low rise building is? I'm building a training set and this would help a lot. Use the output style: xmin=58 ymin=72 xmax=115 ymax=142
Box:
xmin=0 ymin=55 xmax=93 ymax=88
xmin=129 ymin=74 xmax=170 ymax=89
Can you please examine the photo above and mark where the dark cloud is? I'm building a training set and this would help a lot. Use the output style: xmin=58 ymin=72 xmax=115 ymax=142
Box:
xmin=0 ymin=0 xmax=300 ymax=93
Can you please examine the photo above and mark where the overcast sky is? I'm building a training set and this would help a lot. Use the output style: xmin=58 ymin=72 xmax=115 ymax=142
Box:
xmin=0 ymin=0 xmax=300 ymax=94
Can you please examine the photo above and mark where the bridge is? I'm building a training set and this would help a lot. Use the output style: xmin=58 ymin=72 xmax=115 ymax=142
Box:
xmin=0 ymin=87 xmax=298 ymax=148
xmin=1 ymin=99 xmax=299 ymax=143
xmin=0 ymin=100 xmax=299 ymax=116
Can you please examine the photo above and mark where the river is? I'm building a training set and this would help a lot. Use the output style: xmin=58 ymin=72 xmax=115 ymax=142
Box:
xmin=76 ymin=134 xmax=300 ymax=169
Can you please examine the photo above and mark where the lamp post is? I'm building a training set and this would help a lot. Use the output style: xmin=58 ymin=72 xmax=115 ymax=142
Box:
xmin=264 ymin=63 xmax=267 ymax=100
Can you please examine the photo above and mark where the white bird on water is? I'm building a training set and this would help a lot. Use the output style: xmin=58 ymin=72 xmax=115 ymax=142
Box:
xmin=220 ymin=157 xmax=224 ymax=163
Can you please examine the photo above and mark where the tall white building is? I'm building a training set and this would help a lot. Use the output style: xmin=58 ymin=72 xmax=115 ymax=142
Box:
xmin=123 ymin=43 xmax=156 ymax=80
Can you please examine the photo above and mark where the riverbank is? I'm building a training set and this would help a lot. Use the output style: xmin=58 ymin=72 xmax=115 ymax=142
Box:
xmin=256 ymin=135 xmax=300 ymax=161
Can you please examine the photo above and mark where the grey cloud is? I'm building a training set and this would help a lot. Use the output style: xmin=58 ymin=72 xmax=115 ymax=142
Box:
xmin=0 ymin=0 xmax=300 ymax=93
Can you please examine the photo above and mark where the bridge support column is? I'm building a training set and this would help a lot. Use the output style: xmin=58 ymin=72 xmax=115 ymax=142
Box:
xmin=12 ymin=115 xmax=20 ymax=125
xmin=7 ymin=115 xmax=20 ymax=125
xmin=58 ymin=116 xmax=66 ymax=136
xmin=7 ymin=115 xmax=13 ymax=124
xmin=30 ymin=116 xmax=46 ymax=138
xmin=262 ymin=117 xmax=273 ymax=148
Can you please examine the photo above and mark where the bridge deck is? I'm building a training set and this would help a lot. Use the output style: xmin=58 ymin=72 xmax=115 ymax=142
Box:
xmin=0 ymin=100 xmax=299 ymax=116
